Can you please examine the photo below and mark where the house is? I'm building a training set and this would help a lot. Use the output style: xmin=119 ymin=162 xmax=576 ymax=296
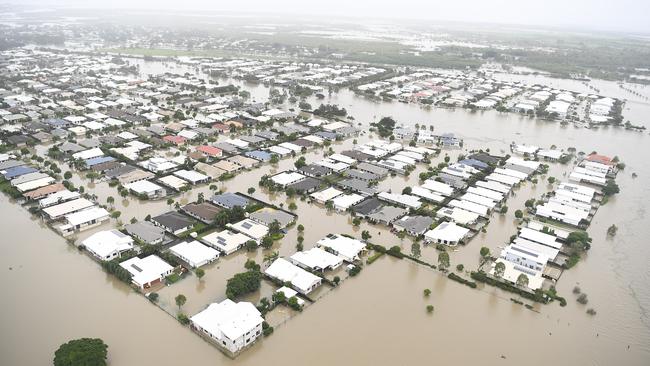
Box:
xmin=213 ymin=159 xmax=241 ymax=173
xmin=367 ymin=205 xmax=408 ymax=225
xmin=490 ymin=258 xmax=544 ymax=290
xmin=151 ymin=211 xmax=195 ymax=235
xmin=38 ymin=189 xmax=80 ymax=208
xmin=290 ymin=247 xmax=343 ymax=272
xmin=23 ymin=183 xmax=66 ymax=201
xmin=265 ymin=258 xmax=322 ymax=294
xmin=271 ymin=172 xmax=306 ymax=187
xmin=211 ymin=192 xmax=250 ymax=209
xmin=377 ymin=192 xmax=422 ymax=209
xmin=393 ymin=215 xmax=434 ymax=236
xmin=275 ymin=286 xmax=305 ymax=307
xmin=299 ymin=164 xmax=332 ymax=178
xmin=158 ymin=175 xmax=189 ymax=191
xmin=120 ymin=255 xmax=174 ymax=289
xmin=287 ymin=177 xmax=322 ymax=194
xmin=316 ymin=234 xmax=366 ymax=262
xmin=424 ymin=222 xmax=470 ymax=246
xmin=227 ymin=219 xmax=269 ymax=243
xmin=248 ymin=207 xmax=296 ymax=228
xmin=59 ymin=207 xmax=110 ymax=237
xmin=82 ymin=229 xmax=134 ymax=261
xmin=436 ymin=207 xmax=480 ymax=225
xmin=310 ymin=187 xmax=343 ymax=204
xmin=190 ymin=300 xmax=263 ymax=355
xmin=170 ymin=240 xmax=219 ymax=268
xmin=337 ymin=178 xmax=377 ymax=197
xmin=125 ymin=180 xmax=166 ymax=199
xmin=201 ymin=229 xmax=251 ymax=255
xmin=125 ymin=221 xmax=166 ymax=245
xmin=332 ymin=193 xmax=365 ymax=212
xmin=227 ymin=155 xmax=261 ymax=170
xmin=196 ymin=145 xmax=223 ymax=159
xmin=174 ymin=169 xmax=211 ymax=185
xmin=42 ymin=198 xmax=95 ymax=220
xmin=140 ymin=157 xmax=178 ymax=174
xmin=352 ymin=197 xmax=384 ymax=218
xmin=182 ymin=202 xmax=222 ymax=224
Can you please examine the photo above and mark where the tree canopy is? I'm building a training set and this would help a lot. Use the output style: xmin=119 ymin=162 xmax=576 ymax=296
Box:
xmin=54 ymin=338 xmax=108 ymax=366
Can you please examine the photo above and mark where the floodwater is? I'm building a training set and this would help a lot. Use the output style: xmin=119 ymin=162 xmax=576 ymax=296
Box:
xmin=2 ymin=59 xmax=650 ymax=365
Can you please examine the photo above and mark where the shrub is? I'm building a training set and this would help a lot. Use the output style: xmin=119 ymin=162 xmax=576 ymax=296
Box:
xmin=148 ymin=292 xmax=159 ymax=303
xmin=426 ymin=305 xmax=434 ymax=313
xmin=577 ymin=293 xmax=588 ymax=304
xmin=423 ymin=289 xmax=431 ymax=297
xmin=448 ymin=272 xmax=477 ymax=288
xmin=349 ymin=265 xmax=361 ymax=277
xmin=177 ymin=313 xmax=190 ymax=325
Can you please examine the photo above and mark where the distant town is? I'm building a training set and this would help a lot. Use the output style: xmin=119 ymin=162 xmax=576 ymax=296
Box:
xmin=1 ymin=6 xmax=647 ymax=366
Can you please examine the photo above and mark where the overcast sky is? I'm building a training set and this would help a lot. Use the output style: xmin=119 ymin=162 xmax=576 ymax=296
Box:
xmin=12 ymin=0 xmax=650 ymax=33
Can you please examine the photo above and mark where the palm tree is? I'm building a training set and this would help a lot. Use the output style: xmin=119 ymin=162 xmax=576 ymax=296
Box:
xmin=516 ymin=274 xmax=529 ymax=288
xmin=494 ymin=262 xmax=505 ymax=278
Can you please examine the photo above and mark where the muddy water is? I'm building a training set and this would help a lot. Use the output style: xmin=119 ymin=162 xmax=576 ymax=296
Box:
xmin=2 ymin=61 xmax=650 ymax=365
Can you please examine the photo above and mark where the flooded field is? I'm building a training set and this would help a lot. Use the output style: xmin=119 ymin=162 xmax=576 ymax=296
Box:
xmin=2 ymin=60 xmax=650 ymax=365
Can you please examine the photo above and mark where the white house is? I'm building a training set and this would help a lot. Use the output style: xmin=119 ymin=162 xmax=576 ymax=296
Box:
xmin=169 ymin=240 xmax=219 ymax=268
xmin=424 ymin=222 xmax=470 ymax=246
xmin=201 ymin=229 xmax=251 ymax=255
xmin=191 ymin=300 xmax=263 ymax=355
xmin=227 ymin=219 xmax=269 ymax=243
xmin=120 ymin=255 xmax=174 ymax=289
xmin=59 ymin=207 xmax=110 ymax=237
xmin=82 ymin=229 xmax=134 ymax=261
xmin=316 ymin=234 xmax=366 ymax=262
xmin=290 ymin=247 xmax=343 ymax=272
xmin=125 ymin=180 xmax=166 ymax=199
xmin=265 ymin=258 xmax=322 ymax=294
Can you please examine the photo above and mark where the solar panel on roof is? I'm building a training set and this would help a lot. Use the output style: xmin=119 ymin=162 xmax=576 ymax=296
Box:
xmin=130 ymin=264 xmax=143 ymax=272
xmin=242 ymin=222 xmax=252 ymax=229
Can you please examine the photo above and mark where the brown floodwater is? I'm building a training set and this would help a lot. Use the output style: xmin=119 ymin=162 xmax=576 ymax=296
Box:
xmin=2 ymin=60 xmax=649 ymax=365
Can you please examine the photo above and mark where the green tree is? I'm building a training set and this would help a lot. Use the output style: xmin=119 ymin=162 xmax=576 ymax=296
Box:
xmin=361 ymin=230 xmax=372 ymax=241
xmin=411 ymin=242 xmax=421 ymax=258
xmin=195 ymin=268 xmax=205 ymax=280
xmin=426 ymin=305 xmax=434 ymax=313
xmin=54 ymin=338 xmax=108 ymax=366
xmin=480 ymin=246 xmax=490 ymax=258
xmin=494 ymin=262 xmax=506 ymax=278
xmin=514 ymin=210 xmax=523 ymax=219
xmin=226 ymin=271 xmax=262 ymax=299
xmin=64 ymin=171 xmax=72 ymax=180
xmin=288 ymin=202 xmax=297 ymax=211
xmin=261 ymin=236 xmax=274 ymax=249
xmin=423 ymin=288 xmax=431 ymax=297
xmin=297 ymin=224 xmax=304 ymax=232
xmin=175 ymin=294 xmax=187 ymax=309
xmin=547 ymin=176 xmax=556 ymax=184
xmin=333 ymin=276 xmax=340 ymax=285
xmin=245 ymin=240 xmax=258 ymax=252
xmin=263 ymin=251 xmax=279 ymax=266
xmin=500 ymin=205 xmax=508 ymax=214
xmin=438 ymin=251 xmax=450 ymax=270
xmin=148 ymin=292 xmax=159 ymax=303
xmin=106 ymin=196 xmax=114 ymax=207
xmin=602 ymin=180 xmax=620 ymax=196
xmin=516 ymin=273 xmax=529 ymax=288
